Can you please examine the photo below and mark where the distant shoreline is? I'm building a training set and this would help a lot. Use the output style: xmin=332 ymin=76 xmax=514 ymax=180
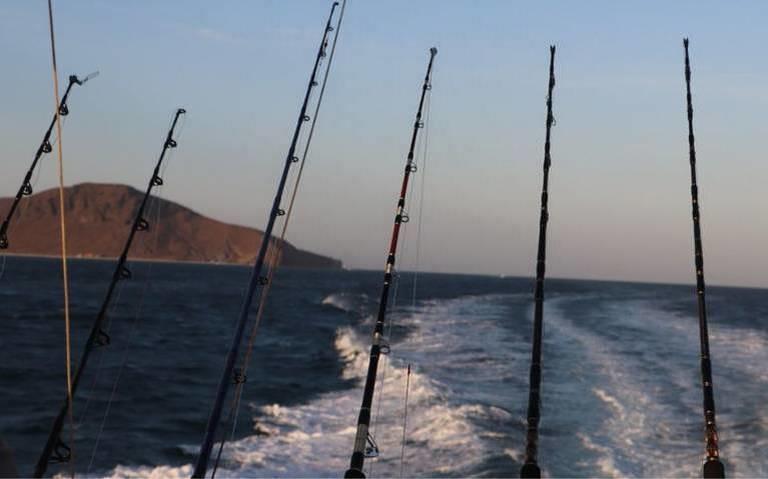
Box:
xmin=3 ymin=253 xmax=765 ymax=290
xmin=1 ymin=253 xmax=256 ymax=268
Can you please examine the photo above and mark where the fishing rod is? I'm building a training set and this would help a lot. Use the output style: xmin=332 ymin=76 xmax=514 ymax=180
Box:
xmin=0 ymin=71 xmax=98 ymax=250
xmin=344 ymin=46 xmax=437 ymax=479
xmin=520 ymin=45 xmax=556 ymax=479
xmin=33 ymin=108 xmax=186 ymax=478
xmin=191 ymin=3 xmax=341 ymax=477
xmin=207 ymin=3 xmax=346 ymax=478
xmin=682 ymin=38 xmax=725 ymax=479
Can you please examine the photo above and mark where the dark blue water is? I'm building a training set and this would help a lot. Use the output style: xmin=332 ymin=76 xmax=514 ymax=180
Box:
xmin=1 ymin=257 xmax=766 ymax=477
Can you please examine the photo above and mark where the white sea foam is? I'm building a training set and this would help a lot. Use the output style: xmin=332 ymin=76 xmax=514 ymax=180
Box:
xmin=321 ymin=293 xmax=368 ymax=314
xmin=102 ymin=464 xmax=194 ymax=479
xmin=548 ymin=296 xmax=768 ymax=478
xmin=91 ymin=290 xmax=768 ymax=478
xmin=101 ymin=295 xmax=510 ymax=478
xmin=576 ymin=432 xmax=625 ymax=479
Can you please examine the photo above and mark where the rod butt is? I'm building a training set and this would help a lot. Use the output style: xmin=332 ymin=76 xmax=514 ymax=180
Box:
xmin=344 ymin=468 xmax=366 ymax=478
xmin=520 ymin=462 xmax=541 ymax=478
xmin=703 ymin=458 xmax=725 ymax=478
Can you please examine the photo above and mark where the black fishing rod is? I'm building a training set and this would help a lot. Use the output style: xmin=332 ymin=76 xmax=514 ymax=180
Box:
xmin=520 ymin=45 xmax=556 ymax=479
xmin=191 ymin=4 xmax=341 ymax=477
xmin=344 ymin=46 xmax=437 ymax=479
xmin=682 ymin=38 xmax=725 ymax=479
xmin=33 ymin=108 xmax=185 ymax=478
xmin=0 ymin=71 xmax=98 ymax=250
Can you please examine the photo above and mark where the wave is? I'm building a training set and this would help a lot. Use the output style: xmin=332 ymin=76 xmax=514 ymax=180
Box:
xmin=92 ymin=289 xmax=768 ymax=478
xmin=101 ymin=294 xmax=514 ymax=478
xmin=320 ymin=293 xmax=369 ymax=315
xmin=545 ymin=295 xmax=768 ymax=478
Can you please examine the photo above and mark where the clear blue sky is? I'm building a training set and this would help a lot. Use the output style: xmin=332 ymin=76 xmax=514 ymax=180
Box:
xmin=2 ymin=1 xmax=768 ymax=287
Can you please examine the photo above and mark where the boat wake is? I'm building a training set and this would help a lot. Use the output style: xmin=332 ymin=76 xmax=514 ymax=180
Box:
xmin=96 ymin=290 xmax=768 ymax=478
xmin=102 ymin=294 xmax=513 ymax=478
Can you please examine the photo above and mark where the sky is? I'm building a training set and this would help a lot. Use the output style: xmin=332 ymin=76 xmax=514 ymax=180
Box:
xmin=1 ymin=1 xmax=768 ymax=287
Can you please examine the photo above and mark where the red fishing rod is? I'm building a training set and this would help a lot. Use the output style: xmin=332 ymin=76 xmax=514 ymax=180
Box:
xmin=682 ymin=38 xmax=725 ymax=479
xmin=344 ymin=46 xmax=437 ymax=479
xmin=0 ymin=72 xmax=98 ymax=250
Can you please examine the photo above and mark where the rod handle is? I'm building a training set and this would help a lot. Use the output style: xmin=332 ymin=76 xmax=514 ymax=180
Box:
xmin=703 ymin=458 xmax=725 ymax=478
xmin=520 ymin=462 xmax=541 ymax=478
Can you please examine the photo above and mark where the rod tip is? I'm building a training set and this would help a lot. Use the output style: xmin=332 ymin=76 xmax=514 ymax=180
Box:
xmin=177 ymin=108 xmax=187 ymax=114
xmin=430 ymin=46 xmax=438 ymax=56
xmin=520 ymin=462 xmax=541 ymax=478
xmin=683 ymin=37 xmax=689 ymax=47
xmin=550 ymin=45 xmax=556 ymax=53
xmin=703 ymin=458 xmax=725 ymax=478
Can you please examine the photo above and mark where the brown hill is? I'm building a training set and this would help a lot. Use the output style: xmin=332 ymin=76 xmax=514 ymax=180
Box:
xmin=0 ymin=183 xmax=342 ymax=269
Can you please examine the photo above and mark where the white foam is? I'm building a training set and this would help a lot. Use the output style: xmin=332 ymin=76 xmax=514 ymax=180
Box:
xmin=548 ymin=296 xmax=768 ymax=477
xmin=92 ymin=289 xmax=768 ymax=478
xmin=99 ymin=464 xmax=194 ymax=479
xmin=321 ymin=293 xmax=368 ymax=314
xmin=576 ymin=433 xmax=625 ymax=479
xmin=104 ymin=300 xmax=507 ymax=478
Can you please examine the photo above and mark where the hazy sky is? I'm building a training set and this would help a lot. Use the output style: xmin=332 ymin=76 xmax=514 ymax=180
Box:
xmin=2 ymin=1 xmax=768 ymax=287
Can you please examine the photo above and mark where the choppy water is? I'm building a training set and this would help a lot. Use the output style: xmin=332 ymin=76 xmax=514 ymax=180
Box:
xmin=1 ymin=257 xmax=766 ymax=477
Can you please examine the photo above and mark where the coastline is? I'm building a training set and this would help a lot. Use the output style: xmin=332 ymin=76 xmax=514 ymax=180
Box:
xmin=0 ymin=253 xmax=341 ymax=270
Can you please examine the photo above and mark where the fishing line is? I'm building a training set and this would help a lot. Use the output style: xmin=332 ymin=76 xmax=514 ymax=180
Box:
xmin=77 ymin=164 xmax=158 ymax=427
xmin=77 ymin=120 xmax=175 ymax=431
xmin=28 ymin=115 xmax=67 ymax=196
xmin=75 ymin=280 xmax=126 ymax=427
xmin=366 ymin=267 xmax=402 ymax=479
xmin=86 ymin=171 xmax=170 ymax=474
xmin=205 ymin=4 xmax=347 ymax=477
xmin=398 ymin=364 xmax=412 ymax=478
xmin=411 ymin=87 xmax=432 ymax=308
xmin=46 ymin=1 xmax=75 ymax=476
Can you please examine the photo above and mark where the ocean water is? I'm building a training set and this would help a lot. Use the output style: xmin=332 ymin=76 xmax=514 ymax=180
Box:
xmin=0 ymin=257 xmax=767 ymax=478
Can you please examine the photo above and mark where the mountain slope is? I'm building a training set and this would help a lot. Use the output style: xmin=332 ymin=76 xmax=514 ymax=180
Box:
xmin=0 ymin=183 xmax=342 ymax=269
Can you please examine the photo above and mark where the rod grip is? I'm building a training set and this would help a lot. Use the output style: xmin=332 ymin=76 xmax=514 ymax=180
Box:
xmin=520 ymin=462 xmax=541 ymax=478
xmin=703 ymin=458 xmax=725 ymax=478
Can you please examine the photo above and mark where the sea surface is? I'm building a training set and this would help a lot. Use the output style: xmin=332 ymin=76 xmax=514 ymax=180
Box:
xmin=0 ymin=257 xmax=767 ymax=478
